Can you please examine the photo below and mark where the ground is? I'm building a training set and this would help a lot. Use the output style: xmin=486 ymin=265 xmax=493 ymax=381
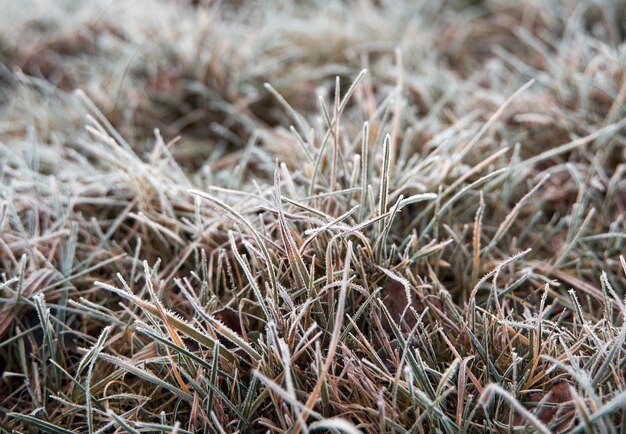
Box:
xmin=0 ymin=0 xmax=625 ymax=433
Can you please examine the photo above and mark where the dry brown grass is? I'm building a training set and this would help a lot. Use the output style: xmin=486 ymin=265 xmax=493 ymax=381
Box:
xmin=1 ymin=0 xmax=625 ymax=432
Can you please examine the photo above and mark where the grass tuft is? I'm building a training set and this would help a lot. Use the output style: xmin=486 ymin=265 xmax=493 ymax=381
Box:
xmin=1 ymin=0 xmax=626 ymax=432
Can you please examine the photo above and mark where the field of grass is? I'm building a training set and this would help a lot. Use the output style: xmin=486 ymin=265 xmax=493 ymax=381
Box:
xmin=1 ymin=0 xmax=626 ymax=432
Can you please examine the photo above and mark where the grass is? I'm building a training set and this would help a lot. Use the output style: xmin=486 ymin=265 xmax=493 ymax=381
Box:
xmin=1 ymin=0 xmax=625 ymax=432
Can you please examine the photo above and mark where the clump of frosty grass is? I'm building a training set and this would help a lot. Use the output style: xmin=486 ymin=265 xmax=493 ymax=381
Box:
xmin=1 ymin=0 xmax=625 ymax=432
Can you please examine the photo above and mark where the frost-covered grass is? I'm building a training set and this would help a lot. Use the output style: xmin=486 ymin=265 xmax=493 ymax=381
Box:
xmin=1 ymin=0 xmax=626 ymax=432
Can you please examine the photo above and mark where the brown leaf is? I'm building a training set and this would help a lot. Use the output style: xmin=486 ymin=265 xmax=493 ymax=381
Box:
xmin=213 ymin=307 xmax=243 ymax=335
xmin=505 ymin=382 xmax=575 ymax=432
xmin=381 ymin=278 xmax=423 ymax=334
xmin=535 ymin=382 xmax=575 ymax=427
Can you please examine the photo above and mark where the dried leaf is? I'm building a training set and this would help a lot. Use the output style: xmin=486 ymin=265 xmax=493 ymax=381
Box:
xmin=381 ymin=278 xmax=425 ymax=334
xmin=213 ymin=307 xmax=243 ymax=335
xmin=506 ymin=382 xmax=575 ymax=432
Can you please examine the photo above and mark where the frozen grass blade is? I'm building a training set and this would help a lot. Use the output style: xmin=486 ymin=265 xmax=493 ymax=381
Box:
xmin=479 ymin=384 xmax=551 ymax=434
xmin=98 ymin=352 xmax=193 ymax=402
xmin=294 ymin=240 xmax=353 ymax=434
xmin=190 ymin=189 xmax=278 ymax=304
